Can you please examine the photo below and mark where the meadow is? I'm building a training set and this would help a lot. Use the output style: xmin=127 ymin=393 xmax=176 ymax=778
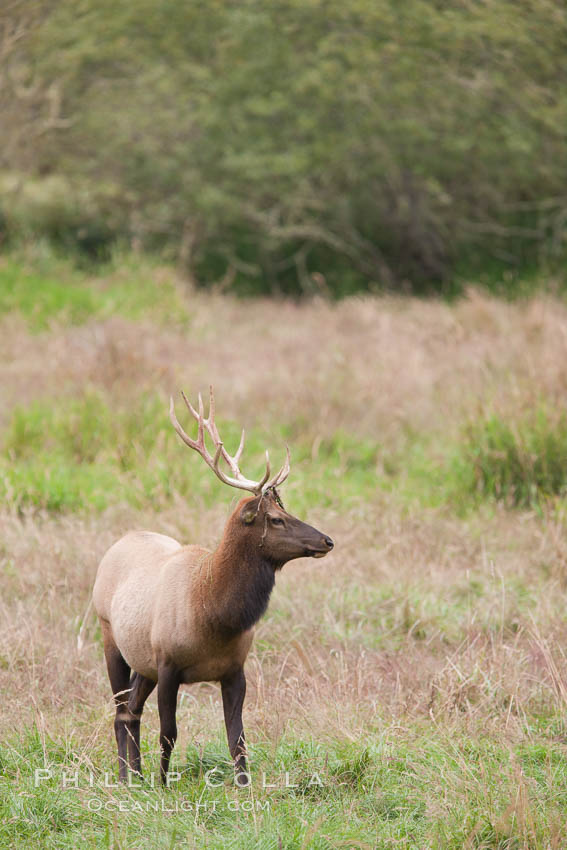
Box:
xmin=2 ymin=249 xmax=567 ymax=848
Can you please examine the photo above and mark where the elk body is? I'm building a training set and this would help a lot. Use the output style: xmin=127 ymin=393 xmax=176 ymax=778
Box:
xmin=92 ymin=389 xmax=333 ymax=785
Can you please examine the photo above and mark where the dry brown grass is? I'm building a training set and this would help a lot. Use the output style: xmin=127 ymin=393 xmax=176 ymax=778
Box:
xmin=3 ymin=284 xmax=567 ymax=441
xmin=2 ymin=279 xmax=567 ymax=765
xmin=2 ymin=501 xmax=567 ymax=749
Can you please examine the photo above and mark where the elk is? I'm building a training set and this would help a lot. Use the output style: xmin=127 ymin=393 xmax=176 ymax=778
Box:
xmin=92 ymin=388 xmax=334 ymax=786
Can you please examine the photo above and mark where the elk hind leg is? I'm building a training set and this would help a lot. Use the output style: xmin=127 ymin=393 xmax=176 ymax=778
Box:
xmin=101 ymin=620 xmax=131 ymax=783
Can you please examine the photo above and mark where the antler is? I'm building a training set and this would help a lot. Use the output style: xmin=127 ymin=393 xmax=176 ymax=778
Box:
xmin=169 ymin=386 xmax=291 ymax=495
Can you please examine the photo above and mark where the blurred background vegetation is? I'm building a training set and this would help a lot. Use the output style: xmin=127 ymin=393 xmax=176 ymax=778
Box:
xmin=1 ymin=0 xmax=566 ymax=297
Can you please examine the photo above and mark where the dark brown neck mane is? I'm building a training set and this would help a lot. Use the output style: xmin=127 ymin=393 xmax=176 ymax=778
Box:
xmin=198 ymin=512 xmax=278 ymax=636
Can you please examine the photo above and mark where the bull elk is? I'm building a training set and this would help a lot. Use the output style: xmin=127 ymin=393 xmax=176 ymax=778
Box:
xmin=92 ymin=388 xmax=334 ymax=785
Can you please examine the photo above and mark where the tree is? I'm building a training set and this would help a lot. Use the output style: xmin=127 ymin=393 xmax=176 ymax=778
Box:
xmin=1 ymin=0 xmax=566 ymax=294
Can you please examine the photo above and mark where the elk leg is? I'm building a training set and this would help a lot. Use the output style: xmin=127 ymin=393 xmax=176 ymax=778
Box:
xmin=221 ymin=667 xmax=248 ymax=784
xmin=101 ymin=621 xmax=132 ymax=783
xmin=126 ymin=673 xmax=156 ymax=777
xmin=157 ymin=664 xmax=180 ymax=786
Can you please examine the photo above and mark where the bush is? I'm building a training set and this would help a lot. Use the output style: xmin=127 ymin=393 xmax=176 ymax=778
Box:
xmin=0 ymin=174 xmax=124 ymax=260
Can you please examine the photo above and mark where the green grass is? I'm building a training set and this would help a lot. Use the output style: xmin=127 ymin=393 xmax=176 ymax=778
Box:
xmin=0 ymin=393 xmax=381 ymax=513
xmin=376 ymin=406 xmax=567 ymax=515
xmin=4 ymin=393 xmax=567 ymax=516
xmin=2 ymin=721 xmax=567 ymax=848
xmin=0 ymin=250 xmax=189 ymax=330
xmin=458 ymin=407 xmax=567 ymax=509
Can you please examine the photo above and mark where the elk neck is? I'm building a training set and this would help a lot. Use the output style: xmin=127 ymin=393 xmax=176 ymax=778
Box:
xmin=196 ymin=519 xmax=277 ymax=637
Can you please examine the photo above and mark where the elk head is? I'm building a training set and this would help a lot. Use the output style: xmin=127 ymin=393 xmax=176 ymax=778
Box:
xmin=169 ymin=387 xmax=334 ymax=568
xmin=238 ymin=489 xmax=334 ymax=568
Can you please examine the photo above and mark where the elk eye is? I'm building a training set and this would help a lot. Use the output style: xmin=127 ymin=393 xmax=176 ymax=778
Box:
xmin=270 ymin=517 xmax=285 ymax=526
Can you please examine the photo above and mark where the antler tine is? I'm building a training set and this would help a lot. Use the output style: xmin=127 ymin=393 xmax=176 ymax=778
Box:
xmin=208 ymin=384 xmax=215 ymax=429
xmin=234 ymin=429 xmax=246 ymax=464
xmin=212 ymin=441 xmax=224 ymax=474
xmin=212 ymin=442 xmax=247 ymax=491
xmin=170 ymin=389 xmax=273 ymax=495
xmin=169 ymin=396 xmax=199 ymax=450
xmin=277 ymin=444 xmax=292 ymax=486
xmin=200 ymin=384 xmax=224 ymax=449
xmin=263 ymin=444 xmax=291 ymax=491
xmin=181 ymin=390 xmax=204 ymax=445
xmin=181 ymin=390 xmax=198 ymax=421
xmin=257 ymin=450 xmax=271 ymax=492
xmin=202 ymin=387 xmax=245 ymax=477
xmin=198 ymin=392 xmax=205 ymax=437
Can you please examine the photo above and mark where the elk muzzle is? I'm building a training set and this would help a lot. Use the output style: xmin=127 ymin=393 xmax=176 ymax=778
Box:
xmin=292 ymin=518 xmax=334 ymax=559
xmin=304 ymin=534 xmax=334 ymax=558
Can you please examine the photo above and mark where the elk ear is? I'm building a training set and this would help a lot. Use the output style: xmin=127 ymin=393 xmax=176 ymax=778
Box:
xmin=241 ymin=498 xmax=260 ymax=524
xmin=241 ymin=494 xmax=262 ymax=525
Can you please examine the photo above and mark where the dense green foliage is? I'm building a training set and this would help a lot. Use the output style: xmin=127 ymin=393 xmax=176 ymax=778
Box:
xmin=1 ymin=0 xmax=566 ymax=295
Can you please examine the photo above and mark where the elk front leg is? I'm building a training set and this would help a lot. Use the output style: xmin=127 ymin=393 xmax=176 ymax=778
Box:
xmin=157 ymin=665 xmax=180 ymax=786
xmin=221 ymin=667 xmax=248 ymax=784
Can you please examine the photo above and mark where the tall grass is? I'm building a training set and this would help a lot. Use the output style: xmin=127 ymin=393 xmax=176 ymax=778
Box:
xmin=459 ymin=407 xmax=567 ymax=508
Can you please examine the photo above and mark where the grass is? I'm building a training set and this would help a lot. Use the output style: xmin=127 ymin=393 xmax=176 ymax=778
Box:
xmin=0 ymin=249 xmax=189 ymax=330
xmin=459 ymin=407 xmax=567 ymax=509
xmin=3 ymin=252 xmax=567 ymax=846
xmin=0 ymin=393 xmax=381 ymax=513
xmin=4 ymin=722 xmax=567 ymax=848
xmin=4 ymin=392 xmax=567 ymax=516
